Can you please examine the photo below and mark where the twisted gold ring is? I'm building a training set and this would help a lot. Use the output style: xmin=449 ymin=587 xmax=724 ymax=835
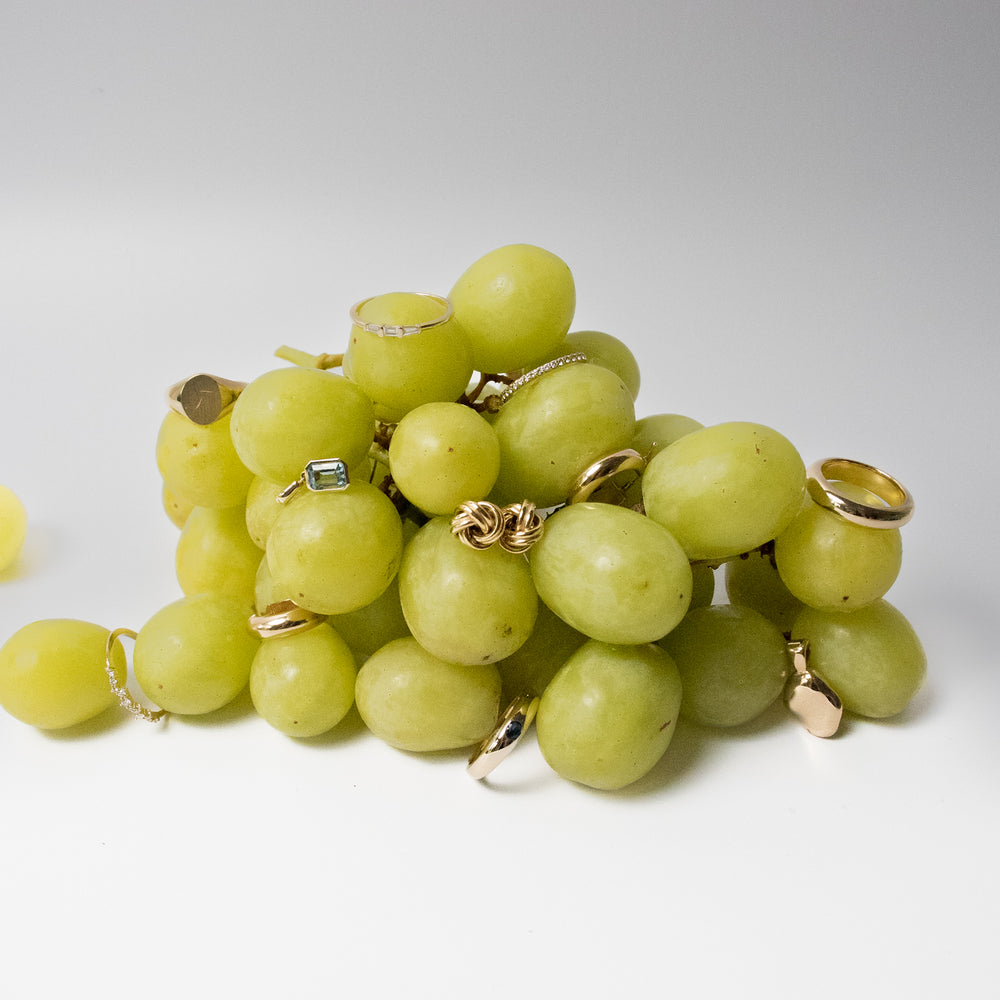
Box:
xmin=806 ymin=458 xmax=914 ymax=528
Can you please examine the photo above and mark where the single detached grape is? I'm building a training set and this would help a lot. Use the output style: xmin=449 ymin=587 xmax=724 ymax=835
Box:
xmin=0 ymin=619 xmax=126 ymax=729
xmin=536 ymin=640 xmax=683 ymax=791
xmin=0 ymin=484 xmax=28 ymax=573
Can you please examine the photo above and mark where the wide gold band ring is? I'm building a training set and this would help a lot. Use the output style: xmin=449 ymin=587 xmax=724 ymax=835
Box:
xmin=569 ymin=448 xmax=646 ymax=505
xmin=248 ymin=600 xmax=328 ymax=639
xmin=806 ymin=457 xmax=914 ymax=528
xmin=167 ymin=373 xmax=247 ymax=425
xmin=467 ymin=693 xmax=540 ymax=780
xmin=349 ymin=293 xmax=453 ymax=338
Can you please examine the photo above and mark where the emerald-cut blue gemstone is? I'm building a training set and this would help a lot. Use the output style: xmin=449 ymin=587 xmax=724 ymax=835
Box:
xmin=304 ymin=458 xmax=350 ymax=492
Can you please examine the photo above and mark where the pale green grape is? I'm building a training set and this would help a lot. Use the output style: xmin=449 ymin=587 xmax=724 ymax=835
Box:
xmin=244 ymin=475 xmax=286 ymax=549
xmin=175 ymin=505 xmax=260 ymax=607
xmin=398 ymin=516 xmax=537 ymax=665
xmin=657 ymin=604 xmax=789 ymax=727
xmin=327 ymin=574 xmax=411 ymax=664
xmin=529 ymin=503 xmax=691 ymax=645
xmin=266 ymin=481 xmax=403 ymax=615
xmin=449 ymin=244 xmax=576 ymax=373
xmin=355 ymin=636 xmax=501 ymax=751
xmin=162 ymin=482 xmax=193 ymax=529
xmin=0 ymin=484 xmax=27 ymax=572
xmin=134 ymin=593 xmax=259 ymax=715
xmin=497 ymin=600 xmax=587 ymax=701
xmin=343 ymin=293 xmax=473 ymax=424
xmin=630 ymin=413 xmax=704 ymax=462
xmin=492 ymin=361 xmax=635 ymax=507
xmin=156 ymin=410 xmax=253 ymax=509
xmin=550 ymin=331 xmax=641 ymax=400
xmin=254 ymin=554 xmax=283 ymax=614
xmin=388 ymin=401 xmax=500 ymax=515
xmin=229 ymin=366 xmax=375 ymax=484
xmin=249 ymin=623 xmax=357 ymax=737
xmin=792 ymin=600 xmax=925 ymax=718
xmin=642 ymin=421 xmax=805 ymax=561
xmin=536 ymin=640 xmax=683 ymax=790
xmin=724 ymin=545 xmax=805 ymax=633
xmin=0 ymin=619 xmax=126 ymax=729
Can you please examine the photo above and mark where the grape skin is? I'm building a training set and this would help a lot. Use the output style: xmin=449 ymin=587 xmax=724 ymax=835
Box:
xmin=0 ymin=484 xmax=28 ymax=573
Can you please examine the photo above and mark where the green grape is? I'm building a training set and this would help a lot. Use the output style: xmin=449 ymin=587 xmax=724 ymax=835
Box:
xmin=254 ymin=554 xmax=283 ymax=613
xmin=773 ymin=490 xmax=902 ymax=612
xmin=630 ymin=413 xmax=704 ymax=462
xmin=549 ymin=331 xmax=641 ymax=401
xmin=134 ymin=593 xmax=259 ymax=715
xmin=244 ymin=475 xmax=286 ymax=549
xmin=0 ymin=619 xmax=126 ymax=729
xmin=162 ymin=482 xmax=193 ymax=529
xmin=0 ymin=484 xmax=27 ymax=573
xmin=266 ymin=480 xmax=403 ymax=616
xmin=529 ymin=503 xmax=691 ymax=645
xmin=355 ymin=636 xmax=501 ymax=751
xmin=398 ymin=516 xmax=537 ymax=665
xmin=497 ymin=600 xmax=587 ymax=701
xmin=536 ymin=640 xmax=683 ymax=790
xmin=175 ymin=505 xmax=260 ymax=607
xmin=229 ymin=366 xmax=375 ymax=484
xmin=449 ymin=244 xmax=576 ymax=373
xmin=690 ymin=562 xmax=717 ymax=610
xmin=724 ymin=545 xmax=805 ymax=633
xmin=491 ymin=362 xmax=635 ymax=508
xmin=792 ymin=600 xmax=926 ymax=718
xmin=657 ymin=604 xmax=790 ymax=727
xmin=388 ymin=401 xmax=500 ymax=515
xmin=156 ymin=410 xmax=254 ymax=510
xmin=642 ymin=421 xmax=805 ymax=561
xmin=249 ymin=623 xmax=357 ymax=737
xmin=342 ymin=293 xmax=473 ymax=424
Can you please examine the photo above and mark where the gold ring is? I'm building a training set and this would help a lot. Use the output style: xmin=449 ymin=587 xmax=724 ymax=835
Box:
xmin=499 ymin=500 xmax=545 ymax=554
xmin=166 ymin=373 xmax=247 ymax=425
xmin=349 ymin=293 xmax=453 ymax=338
xmin=805 ymin=457 xmax=914 ymax=528
xmin=248 ymin=600 xmax=328 ymax=639
xmin=467 ymin=693 xmax=540 ymax=780
xmin=783 ymin=639 xmax=843 ymax=738
xmin=277 ymin=458 xmax=350 ymax=504
xmin=569 ymin=448 xmax=646 ymax=505
xmin=104 ymin=628 xmax=167 ymax=723
xmin=497 ymin=352 xmax=588 ymax=406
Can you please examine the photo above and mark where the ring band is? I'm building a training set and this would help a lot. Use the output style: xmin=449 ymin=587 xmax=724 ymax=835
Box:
xmin=498 ymin=353 xmax=588 ymax=406
xmin=277 ymin=458 xmax=350 ymax=504
xmin=349 ymin=293 xmax=453 ymax=338
xmin=167 ymin=373 xmax=246 ymax=426
xmin=467 ymin=693 xmax=540 ymax=780
xmin=569 ymin=448 xmax=646 ymax=505
xmin=248 ymin=600 xmax=328 ymax=639
xmin=806 ymin=458 xmax=914 ymax=528
xmin=105 ymin=627 xmax=167 ymax=723
xmin=783 ymin=639 xmax=843 ymax=739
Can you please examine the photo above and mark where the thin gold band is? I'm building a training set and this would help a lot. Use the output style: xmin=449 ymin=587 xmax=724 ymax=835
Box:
xmin=349 ymin=293 xmax=453 ymax=338
xmin=104 ymin=628 xmax=167 ymax=723
xmin=806 ymin=457 xmax=914 ymax=528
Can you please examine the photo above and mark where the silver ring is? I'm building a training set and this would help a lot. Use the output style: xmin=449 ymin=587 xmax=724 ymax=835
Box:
xmin=467 ymin=693 xmax=539 ymax=780
xmin=349 ymin=293 xmax=453 ymax=338
xmin=806 ymin=457 xmax=914 ymax=528
xmin=498 ymin=353 xmax=588 ymax=406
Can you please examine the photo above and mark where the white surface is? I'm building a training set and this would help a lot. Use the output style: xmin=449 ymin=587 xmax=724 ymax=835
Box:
xmin=2 ymin=3 xmax=997 ymax=997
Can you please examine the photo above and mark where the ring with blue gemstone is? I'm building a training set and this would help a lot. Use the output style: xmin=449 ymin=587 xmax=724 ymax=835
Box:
xmin=277 ymin=458 xmax=351 ymax=504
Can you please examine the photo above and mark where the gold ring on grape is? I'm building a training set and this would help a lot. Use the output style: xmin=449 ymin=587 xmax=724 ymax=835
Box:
xmin=498 ymin=353 xmax=589 ymax=406
xmin=805 ymin=458 xmax=914 ymax=528
xmin=467 ymin=693 xmax=540 ymax=780
xmin=248 ymin=600 xmax=328 ymax=639
xmin=167 ymin=373 xmax=247 ymax=426
xmin=569 ymin=448 xmax=646 ymax=505
xmin=105 ymin=628 xmax=167 ymax=723
xmin=349 ymin=293 xmax=453 ymax=338
xmin=277 ymin=458 xmax=351 ymax=504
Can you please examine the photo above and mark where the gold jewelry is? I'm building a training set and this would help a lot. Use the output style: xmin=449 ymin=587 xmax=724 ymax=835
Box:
xmin=499 ymin=501 xmax=544 ymax=554
xmin=248 ymin=600 xmax=328 ymax=639
xmin=166 ymin=373 xmax=246 ymax=425
xmin=277 ymin=458 xmax=350 ymax=504
xmin=783 ymin=639 xmax=842 ymax=738
xmin=451 ymin=499 xmax=545 ymax=553
xmin=467 ymin=693 xmax=540 ymax=780
xmin=349 ymin=293 xmax=453 ymax=338
xmin=104 ymin=628 xmax=167 ymax=723
xmin=569 ymin=448 xmax=646 ymax=505
xmin=806 ymin=457 xmax=913 ymax=528
xmin=498 ymin=352 xmax=588 ymax=406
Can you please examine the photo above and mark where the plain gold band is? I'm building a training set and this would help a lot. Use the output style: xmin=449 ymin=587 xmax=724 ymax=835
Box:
xmin=249 ymin=600 xmax=328 ymax=639
xmin=806 ymin=457 xmax=914 ymax=528
xmin=467 ymin=693 xmax=540 ymax=780
xmin=569 ymin=448 xmax=646 ymax=505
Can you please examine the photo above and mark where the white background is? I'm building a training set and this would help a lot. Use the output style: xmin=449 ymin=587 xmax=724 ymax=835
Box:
xmin=2 ymin=2 xmax=997 ymax=997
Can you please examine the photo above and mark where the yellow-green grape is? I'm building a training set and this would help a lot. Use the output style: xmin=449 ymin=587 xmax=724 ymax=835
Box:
xmin=266 ymin=481 xmax=403 ymax=616
xmin=175 ymin=505 xmax=260 ymax=607
xmin=630 ymin=413 xmax=704 ymax=462
xmin=554 ymin=331 xmax=641 ymax=400
xmin=249 ymin=623 xmax=357 ymax=737
xmin=792 ymin=600 xmax=926 ymax=718
xmin=724 ymin=545 xmax=805 ymax=633
xmin=529 ymin=503 xmax=691 ymax=645
xmin=162 ymin=482 xmax=194 ymax=529
xmin=0 ymin=484 xmax=28 ymax=572
xmin=244 ymin=475 xmax=286 ymax=549
xmin=343 ymin=293 xmax=473 ymax=424
xmin=497 ymin=600 xmax=587 ymax=702
xmin=0 ymin=619 xmax=126 ymax=729
xmin=229 ymin=367 xmax=375 ymax=484
xmin=492 ymin=362 xmax=635 ymax=508
xmin=254 ymin=555 xmax=283 ymax=613
xmin=355 ymin=636 xmax=501 ymax=751
xmin=156 ymin=410 xmax=254 ymax=509
xmin=398 ymin=517 xmax=537 ymax=665
xmin=773 ymin=491 xmax=902 ymax=612
xmin=448 ymin=244 xmax=576 ymax=373
xmin=690 ymin=562 xmax=716 ymax=610
xmin=642 ymin=421 xmax=805 ymax=561
xmin=658 ymin=604 xmax=790 ymax=728
xmin=536 ymin=640 xmax=683 ymax=791
xmin=388 ymin=402 xmax=500 ymax=515
xmin=134 ymin=593 xmax=259 ymax=715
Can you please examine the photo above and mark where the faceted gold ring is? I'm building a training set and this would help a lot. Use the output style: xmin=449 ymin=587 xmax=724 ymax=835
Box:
xmin=498 ymin=353 xmax=588 ymax=406
xmin=349 ymin=293 xmax=453 ymax=338
xmin=806 ymin=458 xmax=914 ymax=528
xmin=467 ymin=693 xmax=540 ymax=780
xmin=569 ymin=448 xmax=646 ymax=505
xmin=167 ymin=373 xmax=247 ymax=425
xmin=248 ymin=600 xmax=328 ymax=639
